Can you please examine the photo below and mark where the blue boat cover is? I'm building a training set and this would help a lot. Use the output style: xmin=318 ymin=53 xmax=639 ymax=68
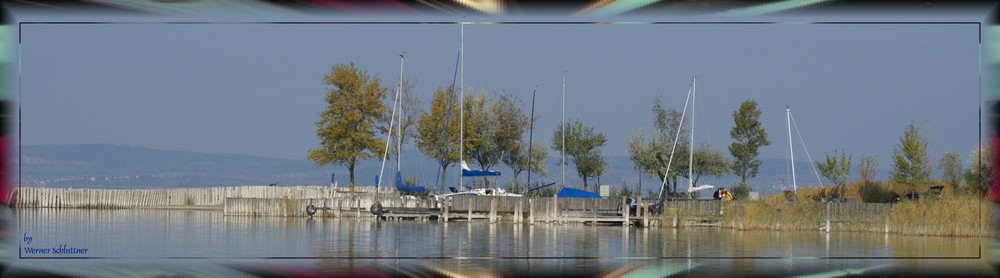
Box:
xmin=461 ymin=161 xmax=500 ymax=177
xmin=557 ymin=187 xmax=601 ymax=198
xmin=462 ymin=169 xmax=501 ymax=177
xmin=395 ymin=171 xmax=426 ymax=193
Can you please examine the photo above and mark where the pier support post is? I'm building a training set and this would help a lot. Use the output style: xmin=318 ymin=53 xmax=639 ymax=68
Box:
xmin=622 ymin=196 xmax=630 ymax=226
xmin=516 ymin=199 xmax=522 ymax=224
xmin=443 ymin=198 xmax=449 ymax=222
xmin=554 ymin=197 xmax=560 ymax=224
xmin=529 ymin=199 xmax=535 ymax=225
xmin=642 ymin=203 xmax=649 ymax=227
xmin=490 ymin=198 xmax=497 ymax=223
xmin=592 ymin=199 xmax=597 ymax=225
xmin=467 ymin=201 xmax=472 ymax=222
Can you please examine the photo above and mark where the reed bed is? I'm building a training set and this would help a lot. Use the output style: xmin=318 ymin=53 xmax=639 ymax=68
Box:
xmin=691 ymin=191 xmax=992 ymax=237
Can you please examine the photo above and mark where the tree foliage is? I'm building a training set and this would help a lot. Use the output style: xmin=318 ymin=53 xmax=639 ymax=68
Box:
xmin=465 ymin=92 xmax=529 ymax=172
xmin=552 ymin=119 xmax=607 ymax=190
xmin=729 ymin=99 xmax=771 ymax=188
xmin=626 ymin=97 xmax=690 ymax=197
xmin=690 ymin=144 xmax=730 ymax=190
xmin=938 ymin=151 xmax=962 ymax=192
xmin=963 ymin=143 xmax=993 ymax=196
xmin=891 ymin=122 xmax=931 ymax=192
xmin=307 ymin=63 xmax=388 ymax=191
xmin=816 ymin=149 xmax=852 ymax=198
xmin=506 ymin=140 xmax=550 ymax=186
xmin=415 ymin=85 xmax=461 ymax=192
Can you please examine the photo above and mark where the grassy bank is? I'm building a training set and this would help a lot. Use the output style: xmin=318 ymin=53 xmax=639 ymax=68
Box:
xmin=670 ymin=182 xmax=992 ymax=237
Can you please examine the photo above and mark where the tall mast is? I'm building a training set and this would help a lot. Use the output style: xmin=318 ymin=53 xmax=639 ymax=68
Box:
xmin=689 ymin=77 xmax=696 ymax=191
xmin=527 ymin=88 xmax=536 ymax=193
xmin=787 ymin=105 xmax=797 ymax=193
xmin=397 ymin=54 xmax=404 ymax=173
xmin=459 ymin=22 xmax=464 ymax=188
xmin=561 ymin=72 xmax=566 ymax=189
xmin=377 ymin=54 xmax=404 ymax=192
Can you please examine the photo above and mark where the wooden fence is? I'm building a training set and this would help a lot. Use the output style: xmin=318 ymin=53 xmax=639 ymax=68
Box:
xmin=13 ymin=186 xmax=336 ymax=208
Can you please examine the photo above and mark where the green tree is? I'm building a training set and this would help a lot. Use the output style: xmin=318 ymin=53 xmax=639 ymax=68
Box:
xmin=690 ymin=144 xmax=730 ymax=191
xmin=626 ymin=97 xmax=690 ymax=198
xmin=462 ymin=91 xmax=492 ymax=169
xmin=505 ymin=140 xmax=550 ymax=187
xmin=552 ymin=119 xmax=607 ymax=190
xmin=416 ymin=85 xmax=461 ymax=193
xmin=816 ymin=149 xmax=852 ymax=198
xmin=729 ymin=99 xmax=771 ymax=189
xmin=307 ymin=63 xmax=389 ymax=192
xmin=939 ymin=151 xmax=962 ymax=193
xmin=891 ymin=122 xmax=931 ymax=192
xmin=466 ymin=92 xmax=529 ymax=175
xmin=963 ymin=143 xmax=993 ymax=196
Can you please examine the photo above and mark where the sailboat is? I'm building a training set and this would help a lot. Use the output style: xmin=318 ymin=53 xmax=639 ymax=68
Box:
xmin=431 ymin=24 xmax=518 ymax=203
xmin=783 ymin=106 xmax=825 ymax=200
xmin=377 ymin=54 xmax=426 ymax=193
xmin=656 ymin=77 xmax=715 ymax=202
xmin=553 ymin=72 xmax=601 ymax=199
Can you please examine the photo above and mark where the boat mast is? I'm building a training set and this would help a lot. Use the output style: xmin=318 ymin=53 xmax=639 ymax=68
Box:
xmin=397 ymin=54 xmax=404 ymax=177
xmin=787 ymin=105 xmax=797 ymax=193
xmin=459 ymin=22 xmax=464 ymax=189
xmin=377 ymin=54 xmax=404 ymax=192
xmin=561 ymin=72 xmax=566 ymax=190
xmin=526 ymin=88 xmax=536 ymax=193
xmin=688 ymin=77 xmax=696 ymax=192
xmin=657 ymin=77 xmax=693 ymax=201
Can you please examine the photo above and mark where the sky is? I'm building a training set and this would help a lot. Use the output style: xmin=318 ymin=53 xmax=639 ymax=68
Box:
xmin=13 ymin=20 xmax=984 ymax=176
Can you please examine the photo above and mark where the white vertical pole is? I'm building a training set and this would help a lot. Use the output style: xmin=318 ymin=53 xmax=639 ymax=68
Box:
xmin=459 ymin=23 xmax=464 ymax=190
xmin=561 ymin=72 xmax=566 ymax=189
xmin=787 ymin=106 xmax=797 ymax=193
xmin=689 ymin=77 xmax=695 ymax=192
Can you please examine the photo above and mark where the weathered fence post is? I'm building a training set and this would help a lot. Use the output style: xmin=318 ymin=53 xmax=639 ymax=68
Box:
xmin=467 ymin=200 xmax=473 ymax=222
xmin=672 ymin=208 xmax=679 ymax=228
xmin=776 ymin=208 xmax=782 ymax=230
xmin=824 ymin=202 xmax=831 ymax=233
xmin=884 ymin=206 xmax=890 ymax=234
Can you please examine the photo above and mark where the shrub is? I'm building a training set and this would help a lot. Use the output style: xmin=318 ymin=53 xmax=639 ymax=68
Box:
xmin=732 ymin=183 xmax=751 ymax=200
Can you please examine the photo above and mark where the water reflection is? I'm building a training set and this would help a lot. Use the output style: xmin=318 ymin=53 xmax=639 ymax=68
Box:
xmin=9 ymin=208 xmax=992 ymax=275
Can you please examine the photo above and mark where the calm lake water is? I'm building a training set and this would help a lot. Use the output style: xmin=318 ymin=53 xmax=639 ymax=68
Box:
xmin=3 ymin=208 xmax=997 ymax=277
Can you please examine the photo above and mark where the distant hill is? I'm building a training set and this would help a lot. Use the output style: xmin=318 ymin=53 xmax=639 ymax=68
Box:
xmin=15 ymin=144 xmax=892 ymax=195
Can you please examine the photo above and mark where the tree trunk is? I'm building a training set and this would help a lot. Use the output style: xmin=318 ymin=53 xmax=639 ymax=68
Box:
xmin=439 ymin=163 xmax=449 ymax=193
xmin=582 ymin=173 xmax=589 ymax=191
xmin=348 ymin=162 xmax=356 ymax=193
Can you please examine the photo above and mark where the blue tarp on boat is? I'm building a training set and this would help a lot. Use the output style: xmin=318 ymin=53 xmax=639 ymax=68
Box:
xmin=461 ymin=161 xmax=500 ymax=177
xmin=395 ymin=171 xmax=426 ymax=193
xmin=556 ymin=187 xmax=601 ymax=198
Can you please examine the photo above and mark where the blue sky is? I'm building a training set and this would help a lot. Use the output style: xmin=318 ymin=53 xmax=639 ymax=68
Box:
xmin=14 ymin=21 xmax=982 ymax=177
